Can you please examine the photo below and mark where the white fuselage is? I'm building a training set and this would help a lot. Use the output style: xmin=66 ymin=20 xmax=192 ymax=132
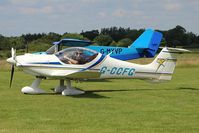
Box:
xmin=6 ymin=47 xmax=185 ymax=95
xmin=15 ymin=53 xmax=161 ymax=80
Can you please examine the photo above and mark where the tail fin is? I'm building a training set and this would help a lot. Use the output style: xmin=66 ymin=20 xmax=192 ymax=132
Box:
xmin=130 ymin=29 xmax=163 ymax=58
xmin=148 ymin=47 xmax=190 ymax=81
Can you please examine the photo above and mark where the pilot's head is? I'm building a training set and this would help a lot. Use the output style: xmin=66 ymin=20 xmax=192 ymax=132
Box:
xmin=75 ymin=50 xmax=83 ymax=56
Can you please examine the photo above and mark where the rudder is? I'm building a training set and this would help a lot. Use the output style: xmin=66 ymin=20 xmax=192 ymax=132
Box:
xmin=130 ymin=29 xmax=154 ymax=49
xmin=145 ymin=31 xmax=162 ymax=57
xmin=130 ymin=29 xmax=163 ymax=58
xmin=148 ymin=47 xmax=189 ymax=81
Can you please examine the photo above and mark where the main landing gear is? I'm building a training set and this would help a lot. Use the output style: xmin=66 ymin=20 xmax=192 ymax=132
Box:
xmin=55 ymin=79 xmax=85 ymax=96
xmin=21 ymin=78 xmax=84 ymax=96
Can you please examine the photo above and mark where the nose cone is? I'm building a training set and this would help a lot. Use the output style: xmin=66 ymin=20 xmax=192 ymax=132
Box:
xmin=7 ymin=57 xmax=16 ymax=65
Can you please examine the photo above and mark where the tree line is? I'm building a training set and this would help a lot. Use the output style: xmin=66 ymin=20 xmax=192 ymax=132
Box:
xmin=0 ymin=25 xmax=199 ymax=53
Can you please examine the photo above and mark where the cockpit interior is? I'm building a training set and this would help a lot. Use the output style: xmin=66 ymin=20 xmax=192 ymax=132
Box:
xmin=55 ymin=47 xmax=98 ymax=65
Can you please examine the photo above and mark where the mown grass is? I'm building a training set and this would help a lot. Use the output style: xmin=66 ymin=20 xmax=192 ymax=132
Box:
xmin=0 ymin=65 xmax=199 ymax=133
xmin=0 ymin=50 xmax=199 ymax=133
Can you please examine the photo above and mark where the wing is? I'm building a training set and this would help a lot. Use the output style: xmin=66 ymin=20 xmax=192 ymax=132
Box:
xmin=50 ymin=69 xmax=79 ymax=77
xmin=49 ymin=69 xmax=101 ymax=79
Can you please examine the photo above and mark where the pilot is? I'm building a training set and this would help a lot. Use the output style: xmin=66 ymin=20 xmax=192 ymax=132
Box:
xmin=64 ymin=53 xmax=78 ymax=64
xmin=73 ymin=50 xmax=86 ymax=64
xmin=64 ymin=50 xmax=86 ymax=64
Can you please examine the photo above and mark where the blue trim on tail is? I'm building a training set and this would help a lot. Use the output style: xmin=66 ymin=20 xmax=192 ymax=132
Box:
xmin=144 ymin=31 xmax=163 ymax=57
xmin=130 ymin=29 xmax=154 ymax=49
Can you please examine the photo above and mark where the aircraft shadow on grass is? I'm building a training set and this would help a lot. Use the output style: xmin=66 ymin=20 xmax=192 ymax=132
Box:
xmin=177 ymin=87 xmax=199 ymax=91
xmin=25 ymin=88 xmax=134 ymax=98
xmin=73 ymin=89 xmax=132 ymax=98
xmin=23 ymin=87 xmax=199 ymax=99
xmin=79 ymin=79 xmax=111 ymax=82
xmin=75 ymin=87 xmax=199 ymax=98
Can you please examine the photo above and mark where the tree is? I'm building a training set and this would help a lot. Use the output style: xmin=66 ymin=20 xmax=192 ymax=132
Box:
xmin=165 ymin=25 xmax=187 ymax=47
xmin=186 ymin=32 xmax=198 ymax=46
xmin=125 ymin=29 xmax=144 ymax=42
xmin=81 ymin=30 xmax=99 ymax=41
xmin=61 ymin=33 xmax=85 ymax=40
xmin=41 ymin=32 xmax=61 ymax=44
xmin=21 ymin=33 xmax=46 ymax=52
xmin=94 ymin=35 xmax=113 ymax=46
xmin=9 ymin=37 xmax=25 ymax=49
xmin=28 ymin=38 xmax=51 ymax=52
xmin=160 ymin=38 xmax=167 ymax=47
xmin=101 ymin=27 xmax=132 ymax=42
xmin=117 ymin=38 xmax=132 ymax=47
xmin=0 ymin=35 xmax=11 ymax=50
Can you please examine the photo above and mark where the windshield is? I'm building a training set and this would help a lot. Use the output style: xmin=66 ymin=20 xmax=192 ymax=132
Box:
xmin=55 ymin=47 xmax=98 ymax=65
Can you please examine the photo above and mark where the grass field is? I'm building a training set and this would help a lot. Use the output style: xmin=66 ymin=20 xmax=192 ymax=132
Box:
xmin=0 ymin=52 xmax=199 ymax=133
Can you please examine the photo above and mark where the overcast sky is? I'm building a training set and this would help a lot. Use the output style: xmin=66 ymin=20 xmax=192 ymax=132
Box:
xmin=0 ymin=0 xmax=198 ymax=36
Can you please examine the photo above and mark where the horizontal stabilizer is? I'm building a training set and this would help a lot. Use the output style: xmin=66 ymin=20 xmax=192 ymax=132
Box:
xmin=159 ymin=47 xmax=191 ymax=53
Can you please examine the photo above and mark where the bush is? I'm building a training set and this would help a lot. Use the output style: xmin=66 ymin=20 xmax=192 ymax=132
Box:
xmin=94 ymin=35 xmax=113 ymax=46
xmin=61 ymin=33 xmax=85 ymax=40
xmin=28 ymin=40 xmax=51 ymax=52
xmin=117 ymin=38 xmax=132 ymax=47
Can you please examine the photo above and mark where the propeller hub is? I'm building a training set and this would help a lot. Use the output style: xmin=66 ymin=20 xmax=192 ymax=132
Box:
xmin=7 ymin=57 xmax=16 ymax=65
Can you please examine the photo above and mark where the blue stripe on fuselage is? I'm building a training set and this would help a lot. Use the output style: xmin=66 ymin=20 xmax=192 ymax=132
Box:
xmin=80 ymin=54 xmax=105 ymax=72
xmin=29 ymin=62 xmax=62 ymax=65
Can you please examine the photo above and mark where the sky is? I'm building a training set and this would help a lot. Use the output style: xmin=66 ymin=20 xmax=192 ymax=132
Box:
xmin=0 ymin=0 xmax=199 ymax=36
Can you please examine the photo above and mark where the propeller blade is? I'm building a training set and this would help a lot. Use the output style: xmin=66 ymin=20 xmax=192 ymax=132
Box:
xmin=9 ymin=65 xmax=15 ymax=88
xmin=11 ymin=47 xmax=16 ymax=60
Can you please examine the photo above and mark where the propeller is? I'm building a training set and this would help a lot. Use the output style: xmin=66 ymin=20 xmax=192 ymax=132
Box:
xmin=10 ymin=64 xmax=15 ymax=88
xmin=11 ymin=47 xmax=16 ymax=60
xmin=7 ymin=48 xmax=16 ymax=88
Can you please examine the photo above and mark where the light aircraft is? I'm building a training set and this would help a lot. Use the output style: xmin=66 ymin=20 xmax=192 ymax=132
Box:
xmin=36 ymin=29 xmax=162 ymax=61
xmin=7 ymin=46 xmax=189 ymax=96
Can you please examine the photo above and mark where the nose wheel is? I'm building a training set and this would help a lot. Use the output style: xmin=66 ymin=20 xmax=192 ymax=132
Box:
xmin=21 ymin=78 xmax=45 ymax=94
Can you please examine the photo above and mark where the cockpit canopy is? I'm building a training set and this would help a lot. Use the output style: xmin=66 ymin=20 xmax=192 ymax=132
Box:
xmin=46 ymin=38 xmax=92 ymax=54
xmin=55 ymin=47 xmax=98 ymax=65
